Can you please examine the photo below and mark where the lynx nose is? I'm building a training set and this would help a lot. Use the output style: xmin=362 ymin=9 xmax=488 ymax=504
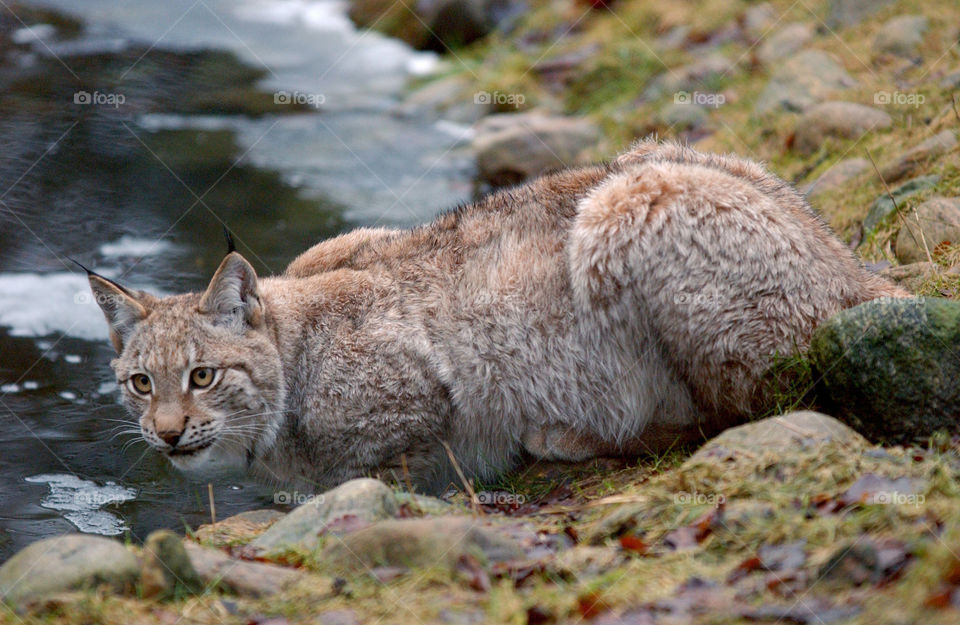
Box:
xmin=158 ymin=430 xmax=182 ymax=447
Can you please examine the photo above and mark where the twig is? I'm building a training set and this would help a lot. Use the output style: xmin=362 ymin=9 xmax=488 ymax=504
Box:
xmin=400 ymin=453 xmax=415 ymax=494
xmin=441 ymin=440 xmax=483 ymax=515
xmin=952 ymin=94 xmax=960 ymax=125
xmin=207 ymin=483 xmax=216 ymax=526
xmin=866 ymin=147 xmax=934 ymax=264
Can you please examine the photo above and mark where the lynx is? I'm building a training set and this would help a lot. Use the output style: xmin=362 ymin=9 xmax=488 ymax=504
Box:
xmin=88 ymin=139 xmax=906 ymax=492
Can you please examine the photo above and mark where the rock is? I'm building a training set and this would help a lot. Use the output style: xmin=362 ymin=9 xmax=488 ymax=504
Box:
xmin=393 ymin=491 xmax=454 ymax=516
xmin=251 ymin=478 xmax=399 ymax=552
xmin=194 ymin=509 xmax=286 ymax=546
xmin=809 ymin=297 xmax=960 ymax=443
xmin=941 ymin=67 xmax=960 ymax=89
xmin=182 ymin=542 xmax=304 ymax=597
xmin=473 ymin=113 xmax=600 ymax=187
xmin=896 ymin=197 xmax=960 ymax=264
xmin=400 ymin=75 xmax=492 ymax=124
xmin=140 ymin=530 xmax=204 ymax=599
xmin=873 ymin=15 xmax=928 ymax=57
xmin=804 ymin=157 xmax=869 ymax=197
xmin=879 ymin=262 xmax=941 ymax=292
xmin=658 ymin=102 xmax=708 ymax=130
xmin=755 ymin=50 xmax=856 ymax=114
xmin=792 ymin=101 xmax=891 ymax=154
xmin=880 ymin=130 xmax=957 ymax=183
xmin=317 ymin=610 xmax=360 ymax=625
xmin=826 ymin=0 xmax=895 ymax=28
xmin=684 ymin=412 xmax=867 ymax=468
xmin=863 ymin=175 xmax=940 ymax=236
xmin=0 ymin=535 xmax=138 ymax=605
xmin=321 ymin=517 xmax=524 ymax=575
xmin=348 ymin=0 xmax=512 ymax=50
xmin=645 ymin=53 xmax=733 ymax=99
xmin=756 ymin=23 xmax=814 ymax=65
xmin=743 ymin=3 xmax=778 ymax=40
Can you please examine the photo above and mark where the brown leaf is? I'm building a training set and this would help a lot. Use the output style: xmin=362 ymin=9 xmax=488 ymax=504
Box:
xmin=577 ymin=591 xmax=609 ymax=619
xmin=455 ymin=554 xmax=491 ymax=592
xmin=619 ymin=533 xmax=649 ymax=554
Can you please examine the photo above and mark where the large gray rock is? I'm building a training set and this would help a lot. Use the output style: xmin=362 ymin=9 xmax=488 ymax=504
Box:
xmin=863 ymin=175 xmax=940 ymax=236
xmin=826 ymin=0 xmax=895 ymax=28
xmin=896 ymin=197 xmax=960 ymax=264
xmin=400 ymin=74 xmax=492 ymax=124
xmin=804 ymin=157 xmax=869 ymax=198
xmin=757 ymin=22 xmax=813 ymax=65
xmin=755 ymin=50 xmax=856 ymax=114
xmin=880 ymin=130 xmax=957 ymax=183
xmin=182 ymin=542 xmax=304 ymax=597
xmin=473 ymin=113 xmax=599 ymax=187
xmin=685 ymin=411 xmax=867 ymax=468
xmin=873 ymin=15 xmax=928 ymax=57
xmin=0 ymin=535 xmax=139 ymax=605
xmin=809 ymin=297 xmax=960 ymax=442
xmin=743 ymin=3 xmax=778 ymax=40
xmin=793 ymin=101 xmax=891 ymax=154
xmin=321 ymin=517 xmax=524 ymax=574
xmin=251 ymin=478 xmax=399 ymax=552
xmin=644 ymin=53 xmax=734 ymax=99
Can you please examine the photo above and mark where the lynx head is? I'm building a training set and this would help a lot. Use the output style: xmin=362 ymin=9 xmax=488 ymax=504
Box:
xmin=87 ymin=252 xmax=285 ymax=473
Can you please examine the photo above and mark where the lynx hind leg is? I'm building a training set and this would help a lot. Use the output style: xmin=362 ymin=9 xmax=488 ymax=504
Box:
xmin=569 ymin=160 xmax=873 ymax=424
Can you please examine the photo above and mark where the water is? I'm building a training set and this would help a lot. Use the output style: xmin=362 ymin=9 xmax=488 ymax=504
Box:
xmin=0 ymin=0 xmax=475 ymax=561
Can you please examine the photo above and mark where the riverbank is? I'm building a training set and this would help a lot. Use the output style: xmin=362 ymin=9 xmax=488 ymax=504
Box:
xmin=391 ymin=0 xmax=960 ymax=297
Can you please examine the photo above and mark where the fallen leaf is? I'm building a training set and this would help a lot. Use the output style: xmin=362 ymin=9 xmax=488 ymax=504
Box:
xmin=619 ymin=533 xmax=648 ymax=554
xmin=577 ymin=591 xmax=608 ymax=619
xmin=455 ymin=554 xmax=491 ymax=592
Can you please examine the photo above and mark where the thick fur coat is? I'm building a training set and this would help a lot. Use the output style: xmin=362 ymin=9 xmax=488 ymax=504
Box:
xmin=89 ymin=139 xmax=906 ymax=492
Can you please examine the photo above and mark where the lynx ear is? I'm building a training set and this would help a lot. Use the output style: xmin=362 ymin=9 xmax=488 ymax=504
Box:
xmin=199 ymin=252 xmax=263 ymax=330
xmin=87 ymin=274 xmax=150 ymax=354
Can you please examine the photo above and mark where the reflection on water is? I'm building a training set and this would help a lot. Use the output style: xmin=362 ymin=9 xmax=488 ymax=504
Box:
xmin=0 ymin=0 xmax=474 ymax=561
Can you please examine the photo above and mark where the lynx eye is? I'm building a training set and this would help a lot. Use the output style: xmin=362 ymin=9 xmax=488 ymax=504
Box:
xmin=130 ymin=374 xmax=152 ymax=395
xmin=190 ymin=367 xmax=216 ymax=389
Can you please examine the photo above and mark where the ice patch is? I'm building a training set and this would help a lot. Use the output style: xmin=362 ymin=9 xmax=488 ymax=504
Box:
xmin=235 ymin=0 xmax=353 ymax=32
xmin=407 ymin=53 xmax=439 ymax=77
xmin=11 ymin=24 xmax=56 ymax=45
xmin=0 ymin=271 xmax=162 ymax=340
xmin=99 ymin=235 xmax=172 ymax=257
xmin=25 ymin=474 xmax=137 ymax=536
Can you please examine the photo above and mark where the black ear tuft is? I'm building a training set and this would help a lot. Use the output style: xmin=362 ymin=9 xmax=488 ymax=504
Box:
xmin=223 ymin=227 xmax=236 ymax=254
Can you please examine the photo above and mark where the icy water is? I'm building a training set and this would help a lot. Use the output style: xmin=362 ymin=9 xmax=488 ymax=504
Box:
xmin=0 ymin=0 xmax=475 ymax=561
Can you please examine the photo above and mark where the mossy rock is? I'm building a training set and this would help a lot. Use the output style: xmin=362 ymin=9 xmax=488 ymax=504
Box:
xmin=809 ymin=297 xmax=960 ymax=443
